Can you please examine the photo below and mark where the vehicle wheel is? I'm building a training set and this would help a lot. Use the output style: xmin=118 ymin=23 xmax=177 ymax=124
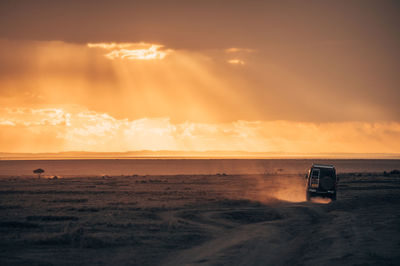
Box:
xmin=306 ymin=191 xmax=311 ymax=201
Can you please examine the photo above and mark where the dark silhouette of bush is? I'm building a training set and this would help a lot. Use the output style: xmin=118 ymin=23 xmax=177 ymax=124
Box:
xmin=384 ymin=170 xmax=399 ymax=176
xmin=33 ymin=168 xmax=45 ymax=178
xmin=390 ymin=169 xmax=400 ymax=175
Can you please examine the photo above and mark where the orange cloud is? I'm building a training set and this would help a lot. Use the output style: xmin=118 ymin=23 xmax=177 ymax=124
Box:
xmin=87 ymin=42 xmax=171 ymax=60
xmin=87 ymin=42 xmax=134 ymax=49
xmin=225 ymin=47 xmax=254 ymax=53
xmin=227 ymin=59 xmax=245 ymax=65
xmin=1 ymin=108 xmax=68 ymax=126
xmin=0 ymin=108 xmax=399 ymax=153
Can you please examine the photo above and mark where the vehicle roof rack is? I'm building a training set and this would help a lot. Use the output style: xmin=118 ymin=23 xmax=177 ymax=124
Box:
xmin=312 ymin=164 xmax=335 ymax=168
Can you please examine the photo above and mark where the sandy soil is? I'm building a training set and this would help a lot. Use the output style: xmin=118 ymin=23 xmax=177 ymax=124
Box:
xmin=0 ymin=172 xmax=399 ymax=265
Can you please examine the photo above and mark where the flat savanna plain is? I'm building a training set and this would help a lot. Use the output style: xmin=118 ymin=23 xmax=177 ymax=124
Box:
xmin=0 ymin=173 xmax=399 ymax=265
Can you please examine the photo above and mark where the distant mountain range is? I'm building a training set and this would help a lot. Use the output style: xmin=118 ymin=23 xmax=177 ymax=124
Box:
xmin=0 ymin=151 xmax=399 ymax=159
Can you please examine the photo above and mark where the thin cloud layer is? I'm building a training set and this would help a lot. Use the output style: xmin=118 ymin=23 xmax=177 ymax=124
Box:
xmin=0 ymin=108 xmax=399 ymax=153
xmin=225 ymin=47 xmax=254 ymax=53
xmin=87 ymin=42 xmax=170 ymax=60
xmin=227 ymin=59 xmax=245 ymax=65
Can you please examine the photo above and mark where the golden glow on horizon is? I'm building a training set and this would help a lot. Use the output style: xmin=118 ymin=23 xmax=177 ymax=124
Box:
xmin=87 ymin=42 xmax=170 ymax=60
xmin=1 ymin=107 xmax=400 ymax=153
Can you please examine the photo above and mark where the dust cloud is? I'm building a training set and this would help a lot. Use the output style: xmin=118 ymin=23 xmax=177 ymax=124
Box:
xmin=241 ymin=174 xmax=308 ymax=203
xmin=240 ymin=174 xmax=334 ymax=204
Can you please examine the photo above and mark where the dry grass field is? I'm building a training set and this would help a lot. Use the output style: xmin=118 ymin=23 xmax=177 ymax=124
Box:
xmin=0 ymin=172 xmax=399 ymax=265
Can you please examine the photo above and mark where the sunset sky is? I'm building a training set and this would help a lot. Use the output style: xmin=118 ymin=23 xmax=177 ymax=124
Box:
xmin=0 ymin=0 xmax=399 ymax=154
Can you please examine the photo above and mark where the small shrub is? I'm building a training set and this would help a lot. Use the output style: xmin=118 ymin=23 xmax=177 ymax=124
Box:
xmin=390 ymin=169 xmax=400 ymax=175
xmin=33 ymin=168 xmax=45 ymax=178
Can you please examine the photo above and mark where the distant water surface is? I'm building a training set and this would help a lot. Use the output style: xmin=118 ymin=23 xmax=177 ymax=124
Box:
xmin=1 ymin=159 xmax=400 ymax=177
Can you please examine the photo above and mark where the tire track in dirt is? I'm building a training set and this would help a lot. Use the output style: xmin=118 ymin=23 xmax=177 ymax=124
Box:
xmin=161 ymin=202 xmax=329 ymax=265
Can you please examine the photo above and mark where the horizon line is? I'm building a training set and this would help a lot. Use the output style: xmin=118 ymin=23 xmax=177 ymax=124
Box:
xmin=0 ymin=150 xmax=399 ymax=160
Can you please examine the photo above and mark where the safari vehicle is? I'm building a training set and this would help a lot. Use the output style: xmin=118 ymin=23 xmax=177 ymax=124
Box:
xmin=306 ymin=164 xmax=338 ymax=201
